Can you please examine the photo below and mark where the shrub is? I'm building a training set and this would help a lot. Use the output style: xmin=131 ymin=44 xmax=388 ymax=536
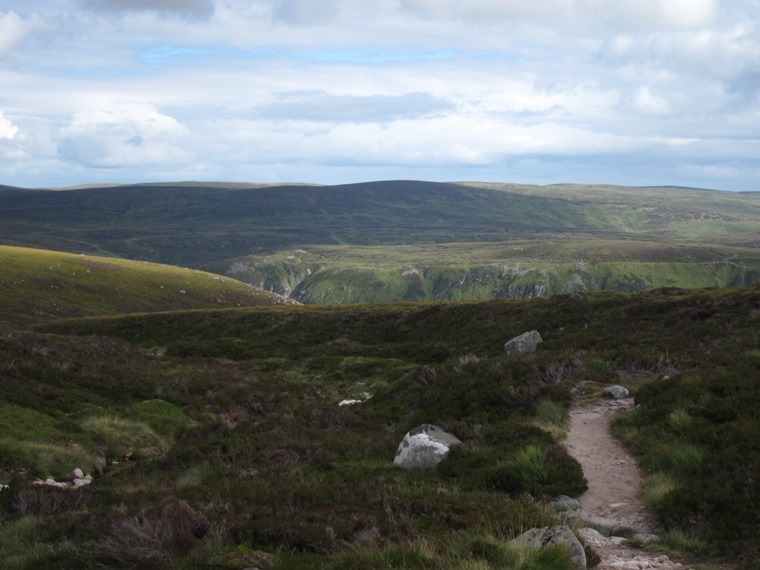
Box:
xmin=95 ymin=500 xmax=211 ymax=566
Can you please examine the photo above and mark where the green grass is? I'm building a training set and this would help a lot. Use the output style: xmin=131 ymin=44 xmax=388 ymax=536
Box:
xmin=80 ymin=415 xmax=168 ymax=461
xmin=0 ymin=245 xmax=294 ymax=326
xmin=0 ymin=439 xmax=99 ymax=479
xmin=212 ymin=239 xmax=760 ymax=303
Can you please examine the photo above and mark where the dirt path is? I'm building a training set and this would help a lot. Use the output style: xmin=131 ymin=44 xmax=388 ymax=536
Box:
xmin=564 ymin=396 xmax=690 ymax=570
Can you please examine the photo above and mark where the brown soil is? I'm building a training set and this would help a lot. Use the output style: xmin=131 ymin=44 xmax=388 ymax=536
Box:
xmin=564 ymin=396 xmax=690 ymax=570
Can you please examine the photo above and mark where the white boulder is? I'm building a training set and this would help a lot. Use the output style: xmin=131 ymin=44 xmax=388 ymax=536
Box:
xmin=394 ymin=424 xmax=462 ymax=469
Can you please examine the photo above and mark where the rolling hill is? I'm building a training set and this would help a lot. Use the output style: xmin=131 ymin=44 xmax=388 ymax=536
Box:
xmin=0 ymin=245 xmax=295 ymax=326
xmin=1 ymin=180 xmax=759 ymax=303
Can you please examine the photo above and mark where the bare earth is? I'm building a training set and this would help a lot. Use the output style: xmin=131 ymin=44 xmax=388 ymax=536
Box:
xmin=564 ymin=397 xmax=692 ymax=570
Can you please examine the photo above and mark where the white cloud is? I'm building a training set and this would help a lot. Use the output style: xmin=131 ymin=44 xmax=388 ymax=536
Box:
xmin=0 ymin=0 xmax=757 ymax=191
xmin=0 ymin=112 xmax=19 ymax=140
xmin=81 ymin=0 xmax=214 ymax=17
xmin=632 ymin=87 xmax=671 ymax=115
xmin=0 ymin=11 xmax=32 ymax=58
xmin=57 ymin=107 xmax=192 ymax=168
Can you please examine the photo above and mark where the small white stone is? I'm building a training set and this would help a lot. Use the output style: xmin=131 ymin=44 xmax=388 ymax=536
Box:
xmin=73 ymin=468 xmax=84 ymax=479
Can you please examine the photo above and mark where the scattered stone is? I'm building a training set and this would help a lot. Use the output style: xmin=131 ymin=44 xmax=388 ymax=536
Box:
xmin=73 ymin=468 xmax=84 ymax=479
xmin=338 ymin=399 xmax=362 ymax=406
xmin=0 ymin=484 xmax=9 ymax=492
xmin=394 ymin=424 xmax=462 ymax=469
xmin=73 ymin=478 xmax=88 ymax=487
xmin=603 ymin=385 xmax=630 ymax=399
xmin=510 ymin=525 xmax=586 ymax=570
xmin=504 ymin=330 xmax=543 ymax=354
xmin=550 ymin=495 xmax=582 ymax=511
xmin=561 ymin=511 xmax=643 ymax=538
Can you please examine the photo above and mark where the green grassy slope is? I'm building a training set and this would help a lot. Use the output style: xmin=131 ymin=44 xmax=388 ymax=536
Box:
xmin=209 ymin=238 xmax=760 ymax=303
xmin=0 ymin=245 xmax=294 ymax=326
xmin=2 ymin=181 xmax=760 ymax=269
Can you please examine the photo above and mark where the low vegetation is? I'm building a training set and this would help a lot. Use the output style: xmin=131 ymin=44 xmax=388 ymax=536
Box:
xmin=0 ymin=284 xmax=756 ymax=567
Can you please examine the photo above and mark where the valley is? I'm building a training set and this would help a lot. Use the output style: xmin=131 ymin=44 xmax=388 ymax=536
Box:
xmin=0 ymin=180 xmax=759 ymax=569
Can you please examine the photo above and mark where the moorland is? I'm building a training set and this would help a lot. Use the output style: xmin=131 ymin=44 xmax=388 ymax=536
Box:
xmin=2 ymin=180 xmax=760 ymax=302
xmin=0 ymin=180 xmax=759 ymax=569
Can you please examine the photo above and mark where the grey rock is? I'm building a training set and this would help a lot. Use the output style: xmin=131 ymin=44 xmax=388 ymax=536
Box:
xmin=549 ymin=495 xmax=582 ymax=511
xmin=394 ymin=424 xmax=462 ymax=469
xmin=561 ymin=511 xmax=643 ymax=538
xmin=577 ymin=527 xmax=606 ymax=544
xmin=603 ymin=385 xmax=630 ymax=399
xmin=510 ymin=525 xmax=586 ymax=570
xmin=73 ymin=468 xmax=84 ymax=479
xmin=504 ymin=330 xmax=543 ymax=355
xmin=633 ymin=533 xmax=659 ymax=545
xmin=73 ymin=478 xmax=88 ymax=487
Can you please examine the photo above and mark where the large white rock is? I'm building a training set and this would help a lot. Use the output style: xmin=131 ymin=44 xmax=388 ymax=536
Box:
xmin=504 ymin=331 xmax=543 ymax=355
xmin=604 ymin=385 xmax=630 ymax=399
xmin=393 ymin=424 xmax=462 ymax=469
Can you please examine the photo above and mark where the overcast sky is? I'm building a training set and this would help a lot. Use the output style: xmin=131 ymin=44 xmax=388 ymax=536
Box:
xmin=0 ymin=0 xmax=758 ymax=190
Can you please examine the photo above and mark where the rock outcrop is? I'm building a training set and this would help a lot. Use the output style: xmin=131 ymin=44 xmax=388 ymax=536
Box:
xmin=393 ymin=424 xmax=461 ymax=469
xmin=504 ymin=330 xmax=543 ymax=355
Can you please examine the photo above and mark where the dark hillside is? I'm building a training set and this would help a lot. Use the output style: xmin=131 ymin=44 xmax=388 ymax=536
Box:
xmin=2 ymin=180 xmax=759 ymax=268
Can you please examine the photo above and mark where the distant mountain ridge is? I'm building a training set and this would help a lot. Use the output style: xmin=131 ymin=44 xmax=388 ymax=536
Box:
xmin=1 ymin=179 xmax=759 ymax=302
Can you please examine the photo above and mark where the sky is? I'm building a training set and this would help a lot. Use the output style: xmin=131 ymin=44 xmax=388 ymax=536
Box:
xmin=0 ymin=0 xmax=758 ymax=190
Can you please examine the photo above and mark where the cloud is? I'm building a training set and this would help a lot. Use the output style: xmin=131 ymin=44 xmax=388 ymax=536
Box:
xmin=0 ymin=112 xmax=20 ymax=140
xmin=57 ymin=107 xmax=192 ymax=168
xmin=256 ymin=91 xmax=455 ymax=123
xmin=81 ymin=0 xmax=214 ymax=18
xmin=590 ymin=0 xmax=717 ymax=30
xmin=0 ymin=11 xmax=32 ymax=58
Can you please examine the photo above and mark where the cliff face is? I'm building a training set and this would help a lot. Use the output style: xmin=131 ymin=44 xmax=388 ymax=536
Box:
xmin=223 ymin=258 xmax=760 ymax=304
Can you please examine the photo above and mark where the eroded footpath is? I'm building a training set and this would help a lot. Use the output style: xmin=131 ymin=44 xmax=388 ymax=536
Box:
xmin=563 ymin=397 xmax=691 ymax=570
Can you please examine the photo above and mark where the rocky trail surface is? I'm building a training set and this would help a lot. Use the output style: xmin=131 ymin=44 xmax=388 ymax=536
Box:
xmin=563 ymin=396 xmax=692 ymax=570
